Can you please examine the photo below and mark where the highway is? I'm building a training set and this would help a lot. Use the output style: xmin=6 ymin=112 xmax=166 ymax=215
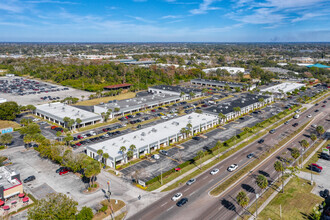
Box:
xmin=131 ymin=98 xmax=329 ymax=220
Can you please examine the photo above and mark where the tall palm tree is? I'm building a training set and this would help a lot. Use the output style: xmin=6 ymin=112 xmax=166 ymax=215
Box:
xmin=102 ymin=153 xmax=109 ymax=166
xmin=316 ymin=126 xmax=325 ymax=136
xmin=256 ymin=174 xmax=268 ymax=192
xmin=236 ymin=191 xmax=249 ymax=209
xmin=299 ymin=139 xmax=309 ymax=149
xmin=180 ymin=128 xmax=187 ymax=139
xmin=186 ymin=123 xmax=193 ymax=136
xmin=129 ymin=144 xmax=137 ymax=158
xmin=274 ymin=161 xmax=284 ymax=193
xmin=75 ymin=118 xmax=82 ymax=131
xmin=97 ymin=149 xmax=103 ymax=163
xmin=120 ymin=146 xmax=127 ymax=163
xmin=218 ymin=113 xmax=226 ymax=124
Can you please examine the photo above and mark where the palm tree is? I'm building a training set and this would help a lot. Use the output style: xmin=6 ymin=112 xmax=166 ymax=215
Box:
xmin=310 ymin=134 xmax=317 ymax=142
xmin=202 ymin=88 xmax=209 ymax=96
xmin=236 ymin=191 xmax=249 ymax=209
xmin=233 ymin=107 xmax=241 ymax=117
xmin=180 ymin=92 xmax=185 ymax=98
xmin=102 ymin=153 xmax=109 ymax=166
xmin=197 ymin=150 xmax=204 ymax=169
xmin=218 ymin=113 xmax=226 ymax=124
xmin=291 ymin=148 xmax=300 ymax=159
xmin=120 ymin=146 xmax=127 ymax=163
xmin=274 ymin=160 xmax=285 ymax=193
xmin=75 ymin=118 xmax=82 ymax=131
xmin=299 ymin=139 xmax=309 ymax=149
xmin=189 ymin=92 xmax=195 ymax=99
xmin=316 ymin=126 xmax=325 ymax=136
xmin=180 ymin=128 xmax=187 ymax=139
xmin=186 ymin=123 xmax=193 ymax=136
xmin=256 ymin=174 xmax=268 ymax=192
xmin=97 ymin=149 xmax=103 ymax=165
xmin=129 ymin=144 xmax=137 ymax=158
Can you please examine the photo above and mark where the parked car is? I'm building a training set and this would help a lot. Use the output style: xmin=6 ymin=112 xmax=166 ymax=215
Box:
xmin=311 ymin=163 xmax=323 ymax=170
xmin=193 ymin=136 xmax=202 ymax=141
xmin=210 ymin=169 xmax=219 ymax=175
xmin=152 ymin=154 xmax=160 ymax=160
xmin=227 ymin=164 xmax=238 ymax=172
xmin=320 ymin=189 xmax=329 ymax=198
xmin=321 ymin=153 xmax=330 ymax=160
xmin=258 ymin=139 xmax=264 ymax=144
xmin=269 ymin=129 xmax=276 ymax=134
xmin=56 ymin=167 xmax=66 ymax=173
xmin=310 ymin=165 xmax=321 ymax=173
xmin=159 ymin=150 xmax=168 ymax=156
xmin=293 ymin=114 xmax=299 ymax=119
xmin=307 ymin=114 xmax=312 ymax=118
xmin=176 ymin=198 xmax=188 ymax=207
xmin=175 ymin=167 xmax=181 ymax=172
xmin=59 ymin=168 xmax=70 ymax=175
xmin=23 ymin=175 xmax=36 ymax=183
xmin=172 ymin=193 xmax=182 ymax=201
xmin=186 ymin=178 xmax=196 ymax=185
xmin=311 ymin=124 xmax=317 ymax=128
xmin=284 ymin=121 xmax=289 ymax=125
xmin=292 ymin=123 xmax=299 ymax=127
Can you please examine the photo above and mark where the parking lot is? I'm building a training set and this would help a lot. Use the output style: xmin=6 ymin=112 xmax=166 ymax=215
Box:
xmin=121 ymin=102 xmax=286 ymax=182
xmin=0 ymin=76 xmax=91 ymax=105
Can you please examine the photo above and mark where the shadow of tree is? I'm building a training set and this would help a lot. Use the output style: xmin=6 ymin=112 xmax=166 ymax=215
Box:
xmin=241 ymin=184 xmax=255 ymax=193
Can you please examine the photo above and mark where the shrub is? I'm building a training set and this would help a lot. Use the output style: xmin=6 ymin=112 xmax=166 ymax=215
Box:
xmin=99 ymin=205 xmax=107 ymax=213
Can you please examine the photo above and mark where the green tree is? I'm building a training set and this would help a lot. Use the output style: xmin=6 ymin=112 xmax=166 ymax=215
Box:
xmin=186 ymin=123 xmax=193 ymax=136
xmin=218 ymin=113 xmax=226 ymax=124
xmin=0 ymin=101 xmax=20 ymax=120
xmin=19 ymin=123 xmax=41 ymax=136
xmin=299 ymin=139 xmax=309 ymax=149
xmin=180 ymin=92 xmax=185 ymax=98
xmin=75 ymin=118 xmax=82 ymax=131
xmin=236 ymin=191 xmax=249 ymax=208
xmin=291 ymin=148 xmax=300 ymax=159
xmin=20 ymin=118 xmax=33 ymax=126
xmin=274 ymin=161 xmax=283 ymax=179
xmin=120 ymin=146 xmax=127 ymax=163
xmin=310 ymin=134 xmax=317 ymax=142
xmin=102 ymin=153 xmax=109 ymax=165
xmin=26 ymin=104 xmax=36 ymax=113
xmin=129 ymin=144 xmax=137 ymax=158
xmin=0 ymin=133 xmax=13 ymax=145
xmin=197 ymin=150 xmax=204 ymax=169
xmin=235 ymin=87 xmax=241 ymax=93
xmin=76 ymin=206 xmax=93 ymax=220
xmin=64 ymin=134 xmax=74 ymax=146
xmin=180 ymin=127 xmax=187 ymax=139
xmin=27 ymin=193 xmax=78 ymax=220
xmin=256 ymin=174 xmax=268 ymax=191
xmin=316 ymin=126 xmax=325 ymax=136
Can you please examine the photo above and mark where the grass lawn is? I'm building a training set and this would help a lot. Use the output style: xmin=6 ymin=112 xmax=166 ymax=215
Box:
xmin=93 ymin=199 xmax=125 ymax=220
xmin=0 ymin=120 xmax=20 ymax=129
xmin=75 ymin=92 xmax=137 ymax=106
xmin=258 ymin=177 xmax=323 ymax=220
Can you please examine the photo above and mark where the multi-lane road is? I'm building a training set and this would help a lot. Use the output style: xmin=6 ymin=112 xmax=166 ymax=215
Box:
xmin=131 ymin=98 xmax=329 ymax=220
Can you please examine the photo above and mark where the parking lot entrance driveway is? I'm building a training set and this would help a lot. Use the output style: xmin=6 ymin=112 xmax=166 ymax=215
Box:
xmin=30 ymin=183 xmax=56 ymax=200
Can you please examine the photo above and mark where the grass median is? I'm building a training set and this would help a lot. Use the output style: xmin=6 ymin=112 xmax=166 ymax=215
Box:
xmin=210 ymin=120 xmax=311 ymax=196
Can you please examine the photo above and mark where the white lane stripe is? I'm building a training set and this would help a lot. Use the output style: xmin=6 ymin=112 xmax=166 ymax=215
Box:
xmin=208 ymin=179 xmax=213 ymax=183
xmin=203 ymin=176 xmax=208 ymax=180
xmin=161 ymin=202 xmax=168 ymax=207
xmin=167 ymin=206 xmax=174 ymax=212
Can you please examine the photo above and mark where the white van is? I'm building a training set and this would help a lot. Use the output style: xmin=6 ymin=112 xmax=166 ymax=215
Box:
xmin=90 ymin=131 xmax=97 ymax=136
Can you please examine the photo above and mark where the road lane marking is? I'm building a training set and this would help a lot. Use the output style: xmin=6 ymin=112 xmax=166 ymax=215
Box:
xmin=208 ymin=179 xmax=213 ymax=183
xmin=183 ymin=188 xmax=189 ymax=192
xmin=190 ymin=191 xmax=196 ymax=196
xmin=167 ymin=206 xmax=174 ymax=212
xmin=203 ymin=176 xmax=208 ymax=180
xmin=161 ymin=202 xmax=168 ymax=207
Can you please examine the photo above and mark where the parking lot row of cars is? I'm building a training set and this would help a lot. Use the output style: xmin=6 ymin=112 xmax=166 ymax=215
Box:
xmin=0 ymin=77 xmax=69 ymax=96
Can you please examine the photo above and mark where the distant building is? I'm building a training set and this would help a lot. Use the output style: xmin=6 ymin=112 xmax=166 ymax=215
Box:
xmin=260 ymin=82 xmax=305 ymax=95
xmin=36 ymin=102 xmax=102 ymax=128
xmin=86 ymin=113 xmax=218 ymax=168
xmin=203 ymin=67 xmax=245 ymax=75
xmin=0 ymin=166 xmax=23 ymax=200
xmin=94 ymin=93 xmax=181 ymax=117
xmin=191 ymin=79 xmax=256 ymax=90
xmin=103 ymin=83 xmax=132 ymax=91
xmin=262 ymin=67 xmax=298 ymax=75
xmin=148 ymin=85 xmax=202 ymax=100
xmin=306 ymin=63 xmax=330 ymax=69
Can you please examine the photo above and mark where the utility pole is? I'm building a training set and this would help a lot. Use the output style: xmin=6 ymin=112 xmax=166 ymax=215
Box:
xmin=161 ymin=161 xmax=163 ymax=185
xmin=281 ymin=160 xmax=284 ymax=193
xmin=255 ymin=193 xmax=259 ymax=219
xmin=107 ymin=181 xmax=113 ymax=220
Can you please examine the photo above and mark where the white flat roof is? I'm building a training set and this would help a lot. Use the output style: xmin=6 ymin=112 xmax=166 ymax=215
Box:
xmin=36 ymin=102 xmax=102 ymax=123
xmin=87 ymin=112 xmax=218 ymax=159
xmin=260 ymin=83 xmax=305 ymax=93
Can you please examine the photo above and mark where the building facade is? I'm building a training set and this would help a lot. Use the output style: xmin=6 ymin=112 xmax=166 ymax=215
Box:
xmin=0 ymin=167 xmax=23 ymax=200
xmin=148 ymin=85 xmax=202 ymax=100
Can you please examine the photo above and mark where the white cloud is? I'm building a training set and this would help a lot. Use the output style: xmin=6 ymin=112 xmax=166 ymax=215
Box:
xmin=161 ymin=15 xmax=182 ymax=19
xmin=25 ymin=0 xmax=77 ymax=4
xmin=190 ymin=0 xmax=221 ymax=15
xmin=127 ymin=16 xmax=155 ymax=23
xmin=292 ymin=12 xmax=327 ymax=22
xmin=0 ymin=0 xmax=25 ymax=13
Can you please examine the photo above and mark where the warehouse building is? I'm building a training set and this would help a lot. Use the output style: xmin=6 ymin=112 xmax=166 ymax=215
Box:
xmin=86 ymin=112 xmax=218 ymax=168
xmin=191 ymin=79 xmax=256 ymax=90
xmin=148 ymin=85 xmax=202 ymax=100
xmin=203 ymin=94 xmax=273 ymax=122
xmin=260 ymin=82 xmax=305 ymax=95
xmin=94 ymin=93 xmax=181 ymax=117
xmin=203 ymin=67 xmax=245 ymax=75
xmin=36 ymin=102 xmax=102 ymax=128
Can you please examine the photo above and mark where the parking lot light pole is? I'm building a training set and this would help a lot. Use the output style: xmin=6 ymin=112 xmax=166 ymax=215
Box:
xmin=107 ymin=181 xmax=114 ymax=220
xmin=255 ymin=193 xmax=259 ymax=219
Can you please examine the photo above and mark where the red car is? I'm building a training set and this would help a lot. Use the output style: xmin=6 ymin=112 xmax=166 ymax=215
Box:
xmin=51 ymin=126 xmax=58 ymax=130
xmin=75 ymin=142 xmax=82 ymax=147
xmin=77 ymin=135 xmax=83 ymax=139
xmin=151 ymin=109 xmax=156 ymax=112
xmin=102 ymin=128 xmax=108 ymax=132
xmin=322 ymin=105 xmax=326 ymax=107
xmin=59 ymin=168 xmax=70 ymax=175
xmin=175 ymin=167 xmax=181 ymax=171
xmin=311 ymin=163 xmax=323 ymax=170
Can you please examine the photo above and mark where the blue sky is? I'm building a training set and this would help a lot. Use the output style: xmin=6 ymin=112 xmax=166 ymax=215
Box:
xmin=0 ymin=0 xmax=329 ymax=42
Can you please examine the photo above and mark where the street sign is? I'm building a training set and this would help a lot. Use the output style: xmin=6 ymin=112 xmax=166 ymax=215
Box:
xmin=1 ymin=127 xmax=13 ymax=134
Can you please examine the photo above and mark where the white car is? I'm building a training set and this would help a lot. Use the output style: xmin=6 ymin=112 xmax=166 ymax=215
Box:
xmin=210 ymin=169 xmax=219 ymax=175
xmin=307 ymin=114 xmax=312 ymax=118
xmin=171 ymin=193 xmax=182 ymax=201
xmin=81 ymin=134 xmax=87 ymax=138
xmin=227 ymin=164 xmax=238 ymax=172
xmin=32 ymin=118 xmax=40 ymax=122
xmin=311 ymin=124 xmax=317 ymax=128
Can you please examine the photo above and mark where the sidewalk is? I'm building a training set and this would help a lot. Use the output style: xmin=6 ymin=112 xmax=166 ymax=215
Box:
xmin=154 ymin=108 xmax=299 ymax=192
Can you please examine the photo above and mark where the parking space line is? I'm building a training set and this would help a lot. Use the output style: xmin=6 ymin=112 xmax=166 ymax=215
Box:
xmin=161 ymin=202 xmax=168 ymax=207
xmin=183 ymin=188 xmax=189 ymax=192
xmin=208 ymin=179 xmax=213 ymax=183
xmin=203 ymin=176 xmax=208 ymax=180
xmin=167 ymin=206 xmax=174 ymax=212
